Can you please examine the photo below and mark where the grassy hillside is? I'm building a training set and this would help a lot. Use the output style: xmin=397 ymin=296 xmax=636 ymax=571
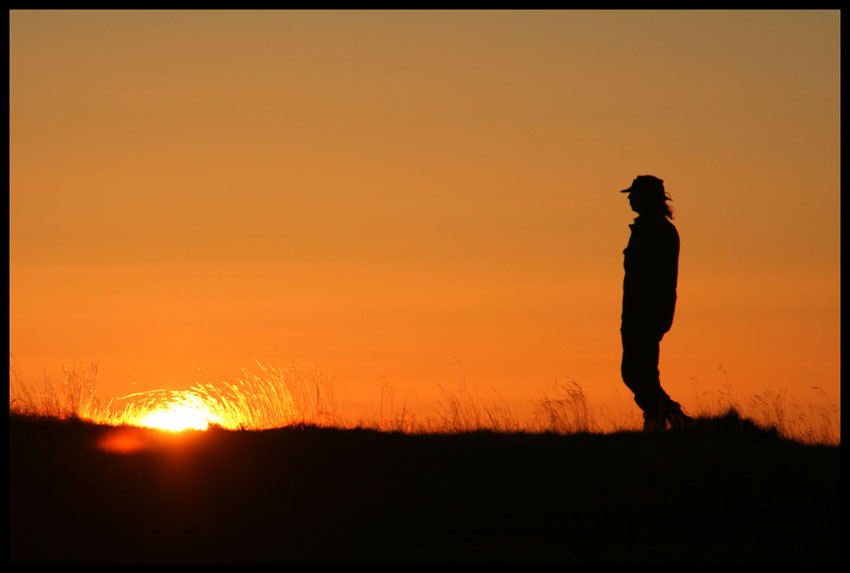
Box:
xmin=9 ymin=411 xmax=840 ymax=563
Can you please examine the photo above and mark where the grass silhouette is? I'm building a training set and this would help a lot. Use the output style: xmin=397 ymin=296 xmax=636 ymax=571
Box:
xmin=8 ymin=359 xmax=840 ymax=445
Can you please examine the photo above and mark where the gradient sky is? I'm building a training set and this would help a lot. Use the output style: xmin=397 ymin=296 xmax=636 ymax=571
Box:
xmin=10 ymin=10 xmax=840 ymax=423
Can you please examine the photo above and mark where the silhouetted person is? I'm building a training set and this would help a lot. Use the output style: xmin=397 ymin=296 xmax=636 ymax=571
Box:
xmin=620 ymin=175 xmax=691 ymax=430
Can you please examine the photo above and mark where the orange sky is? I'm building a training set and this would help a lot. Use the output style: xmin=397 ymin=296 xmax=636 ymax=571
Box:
xmin=9 ymin=10 xmax=840 ymax=425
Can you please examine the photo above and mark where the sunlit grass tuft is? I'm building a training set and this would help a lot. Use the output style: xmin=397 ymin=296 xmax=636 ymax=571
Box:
xmin=532 ymin=379 xmax=600 ymax=434
xmin=9 ymin=361 xmax=344 ymax=432
xmin=9 ymin=361 xmax=102 ymax=421
xmin=687 ymin=374 xmax=840 ymax=446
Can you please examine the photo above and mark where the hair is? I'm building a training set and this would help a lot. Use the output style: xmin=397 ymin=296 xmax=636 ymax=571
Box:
xmin=633 ymin=193 xmax=674 ymax=220
xmin=660 ymin=197 xmax=674 ymax=220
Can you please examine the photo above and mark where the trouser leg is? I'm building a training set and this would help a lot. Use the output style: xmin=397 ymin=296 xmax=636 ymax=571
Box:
xmin=620 ymin=326 xmax=672 ymax=414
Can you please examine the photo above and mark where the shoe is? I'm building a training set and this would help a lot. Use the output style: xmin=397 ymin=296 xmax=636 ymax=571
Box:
xmin=643 ymin=409 xmax=667 ymax=431
xmin=665 ymin=402 xmax=694 ymax=429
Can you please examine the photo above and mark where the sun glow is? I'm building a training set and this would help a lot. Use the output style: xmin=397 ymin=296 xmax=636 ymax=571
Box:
xmin=64 ymin=364 xmax=326 ymax=433
xmin=137 ymin=403 xmax=219 ymax=432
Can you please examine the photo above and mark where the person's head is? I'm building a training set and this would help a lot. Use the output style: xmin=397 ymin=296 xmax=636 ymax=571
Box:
xmin=620 ymin=175 xmax=673 ymax=219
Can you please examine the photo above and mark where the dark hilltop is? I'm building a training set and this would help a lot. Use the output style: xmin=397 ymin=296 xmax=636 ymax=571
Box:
xmin=9 ymin=410 xmax=840 ymax=563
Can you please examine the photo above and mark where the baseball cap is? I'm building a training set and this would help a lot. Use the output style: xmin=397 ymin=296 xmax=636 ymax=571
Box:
xmin=620 ymin=175 xmax=670 ymax=199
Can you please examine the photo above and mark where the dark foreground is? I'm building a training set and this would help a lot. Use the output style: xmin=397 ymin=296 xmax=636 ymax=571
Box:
xmin=9 ymin=411 xmax=840 ymax=563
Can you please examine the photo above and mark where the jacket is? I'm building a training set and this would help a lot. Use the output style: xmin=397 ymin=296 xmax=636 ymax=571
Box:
xmin=621 ymin=214 xmax=679 ymax=336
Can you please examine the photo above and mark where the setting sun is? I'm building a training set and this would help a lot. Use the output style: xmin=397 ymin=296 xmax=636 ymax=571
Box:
xmin=137 ymin=405 xmax=216 ymax=432
xmin=128 ymin=390 xmax=226 ymax=432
